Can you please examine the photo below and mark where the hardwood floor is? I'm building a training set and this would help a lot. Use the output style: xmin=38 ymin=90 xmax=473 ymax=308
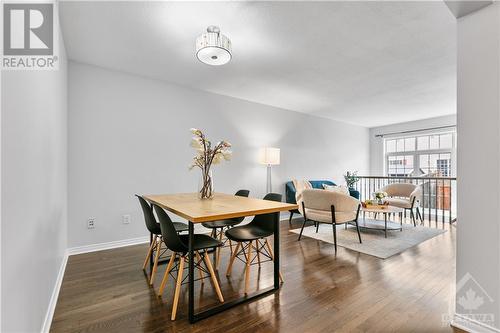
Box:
xmin=51 ymin=220 xmax=463 ymax=333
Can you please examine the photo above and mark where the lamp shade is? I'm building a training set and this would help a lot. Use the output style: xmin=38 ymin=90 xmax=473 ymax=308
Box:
xmin=260 ymin=147 xmax=280 ymax=165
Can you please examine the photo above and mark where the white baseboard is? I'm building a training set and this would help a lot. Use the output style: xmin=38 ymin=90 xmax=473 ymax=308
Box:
xmin=41 ymin=251 xmax=69 ymax=333
xmin=66 ymin=236 xmax=150 ymax=256
xmin=451 ymin=313 xmax=500 ymax=333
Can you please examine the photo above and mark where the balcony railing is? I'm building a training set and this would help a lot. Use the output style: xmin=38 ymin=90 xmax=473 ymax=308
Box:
xmin=354 ymin=176 xmax=457 ymax=226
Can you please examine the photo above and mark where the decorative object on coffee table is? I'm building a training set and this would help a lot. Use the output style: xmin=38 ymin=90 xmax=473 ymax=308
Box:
xmin=189 ymin=128 xmax=232 ymax=199
xmin=374 ymin=190 xmax=388 ymax=204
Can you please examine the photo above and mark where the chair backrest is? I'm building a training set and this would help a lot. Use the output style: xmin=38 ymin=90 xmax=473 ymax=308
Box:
xmin=235 ymin=189 xmax=250 ymax=197
xmin=152 ymin=203 xmax=187 ymax=253
xmin=302 ymin=189 xmax=358 ymax=212
xmin=231 ymin=189 xmax=250 ymax=223
xmin=381 ymin=183 xmax=418 ymax=198
xmin=249 ymin=193 xmax=282 ymax=233
xmin=136 ymin=195 xmax=159 ymax=233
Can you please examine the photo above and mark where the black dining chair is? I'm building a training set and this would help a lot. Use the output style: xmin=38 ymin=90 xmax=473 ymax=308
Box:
xmin=201 ymin=189 xmax=250 ymax=269
xmin=153 ymin=203 xmax=224 ymax=321
xmin=136 ymin=195 xmax=188 ymax=285
xmin=225 ymin=193 xmax=284 ymax=294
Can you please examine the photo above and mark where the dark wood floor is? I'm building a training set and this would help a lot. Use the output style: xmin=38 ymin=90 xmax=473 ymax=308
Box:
xmin=51 ymin=220 xmax=462 ymax=333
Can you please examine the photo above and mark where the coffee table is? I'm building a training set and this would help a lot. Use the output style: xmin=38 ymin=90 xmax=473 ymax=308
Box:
xmin=358 ymin=205 xmax=404 ymax=238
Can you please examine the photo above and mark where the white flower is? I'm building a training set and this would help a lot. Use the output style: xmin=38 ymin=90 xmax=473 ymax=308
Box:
xmin=190 ymin=128 xmax=201 ymax=135
xmin=223 ymin=151 xmax=232 ymax=161
xmin=190 ymin=138 xmax=202 ymax=149
xmin=212 ymin=153 xmax=223 ymax=164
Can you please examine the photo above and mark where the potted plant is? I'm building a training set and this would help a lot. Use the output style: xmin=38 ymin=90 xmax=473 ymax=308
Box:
xmin=189 ymin=128 xmax=232 ymax=199
xmin=344 ymin=171 xmax=360 ymax=191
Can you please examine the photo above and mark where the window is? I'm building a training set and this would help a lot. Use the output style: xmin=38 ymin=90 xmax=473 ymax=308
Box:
xmin=385 ymin=131 xmax=455 ymax=177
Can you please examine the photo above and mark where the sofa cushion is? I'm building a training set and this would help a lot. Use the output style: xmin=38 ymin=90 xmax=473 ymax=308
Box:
xmin=292 ymin=179 xmax=312 ymax=214
xmin=323 ymin=184 xmax=350 ymax=196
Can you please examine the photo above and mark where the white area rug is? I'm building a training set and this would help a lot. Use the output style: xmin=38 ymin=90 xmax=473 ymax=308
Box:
xmin=289 ymin=222 xmax=446 ymax=259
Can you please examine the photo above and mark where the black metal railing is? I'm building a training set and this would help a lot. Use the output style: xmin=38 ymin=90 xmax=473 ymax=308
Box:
xmin=354 ymin=176 xmax=457 ymax=226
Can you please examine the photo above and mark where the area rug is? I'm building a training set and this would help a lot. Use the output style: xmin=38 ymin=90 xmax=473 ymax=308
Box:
xmin=289 ymin=222 xmax=446 ymax=259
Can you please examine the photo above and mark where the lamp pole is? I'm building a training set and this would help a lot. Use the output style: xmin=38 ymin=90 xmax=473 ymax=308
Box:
xmin=266 ymin=164 xmax=272 ymax=193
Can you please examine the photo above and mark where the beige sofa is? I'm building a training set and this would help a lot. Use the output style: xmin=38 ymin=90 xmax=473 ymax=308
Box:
xmin=298 ymin=189 xmax=362 ymax=252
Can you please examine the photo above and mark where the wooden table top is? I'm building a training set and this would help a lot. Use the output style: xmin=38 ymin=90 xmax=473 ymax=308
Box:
xmin=143 ymin=192 xmax=298 ymax=223
xmin=361 ymin=205 xmax=404 ymax=213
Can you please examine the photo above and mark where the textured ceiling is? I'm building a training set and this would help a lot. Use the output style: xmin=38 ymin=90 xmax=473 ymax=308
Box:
xmin=60 ymin=1 xmax=457 ymax=127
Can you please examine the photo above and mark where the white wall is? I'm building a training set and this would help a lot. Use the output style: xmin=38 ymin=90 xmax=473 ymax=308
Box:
xmin=67 ymin=62 xmax=369 ymax=247
xmin=1 ymin=33 xmax=68 ymax=332
xmin=369 ymin=114 xmax=456 ymax=175
xmin=455 ymin=3 xmax=500 ymax=331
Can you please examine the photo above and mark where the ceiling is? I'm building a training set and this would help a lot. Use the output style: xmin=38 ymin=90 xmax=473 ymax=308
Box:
xmin=59 ymin=1 xmax=457 ymax=128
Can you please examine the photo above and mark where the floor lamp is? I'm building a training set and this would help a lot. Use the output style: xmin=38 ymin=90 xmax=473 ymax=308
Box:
xmin=260 ymin=147 xmax=280 ymax=193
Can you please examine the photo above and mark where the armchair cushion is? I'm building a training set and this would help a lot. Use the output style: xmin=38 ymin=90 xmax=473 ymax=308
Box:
xmin=305 ymin=208 xmax=357 ymax=224
xmin=384 ymin=197 xmax=412 ymax=209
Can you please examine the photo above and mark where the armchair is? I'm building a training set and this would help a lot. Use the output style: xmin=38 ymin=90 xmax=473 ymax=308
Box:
xmin=380 ymin=183 xmax=423 ymax=226
xmin=285 ymin=180 xmax=360 ymax=224
xmin=298 ymin=189 xmax=362 ymax=252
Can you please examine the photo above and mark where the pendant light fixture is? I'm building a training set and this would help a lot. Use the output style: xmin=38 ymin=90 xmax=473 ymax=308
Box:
xmin=196 ymin=26 xmax=232 ymax=66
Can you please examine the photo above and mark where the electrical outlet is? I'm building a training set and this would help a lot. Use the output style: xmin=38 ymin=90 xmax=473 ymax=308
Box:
xmin=122 ymin=214 xmax=131 ymax=224
xmin=87 ymin=218 xmax=95 ymax=229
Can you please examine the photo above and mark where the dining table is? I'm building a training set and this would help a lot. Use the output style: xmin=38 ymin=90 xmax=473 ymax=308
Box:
xmin=143 ymin=192 xmax=297 ymax=323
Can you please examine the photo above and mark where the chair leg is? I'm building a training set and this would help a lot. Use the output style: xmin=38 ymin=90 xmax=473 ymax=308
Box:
xmin=244 ymin=241 xmax=253 ymax=295
xmin=316 ymin=221 xmax=320 ymax=233
xmin=216 ymin=228 xmax=223 ymax=270
xmin=195 ymin=251 xmax=204 ymax=283
xmin=410 ymin=210 xmax=416 ymax=227
xmin=228 ymin=235 xmax=233 ymax=254
xmin=150 ymin=237 xmax=162 ymax=285
xmin=354 ymin=220 xmax=362 ymax=243
xmin=265 ymin=239 xmax=284 ymax=283
xmin=256 ymin=240 xmax=261 ymax=267
xmin=203 ymin=251 xmax=224 ymax=303
xmin=158 ymin=252 xmax=176 ymax=295
xmin=288 ymin=211 xmax=294 ymax=225
xmin=143 ymin=236 xmax=157 ymax=270
xmin=298 ymin=218 xmax=307 ymax=241
xmin=417 ymin=207 xmax=423 ymax=223
xmin=226 ymin=242 xmax=241 ymax=277
xmin=171 ymin=256 xmax=185 ymax=321
xmin=332 ymin=224 xmax=338 ymax=253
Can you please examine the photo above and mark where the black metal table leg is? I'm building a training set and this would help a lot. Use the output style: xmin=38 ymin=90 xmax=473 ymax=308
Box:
xmin=188 ymin=212 xmax=282 ymax=323
xmin=273 ymin=211 xmax=280 ymax=289
xmin=188 ymin=221 xmax=195 ymax=323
